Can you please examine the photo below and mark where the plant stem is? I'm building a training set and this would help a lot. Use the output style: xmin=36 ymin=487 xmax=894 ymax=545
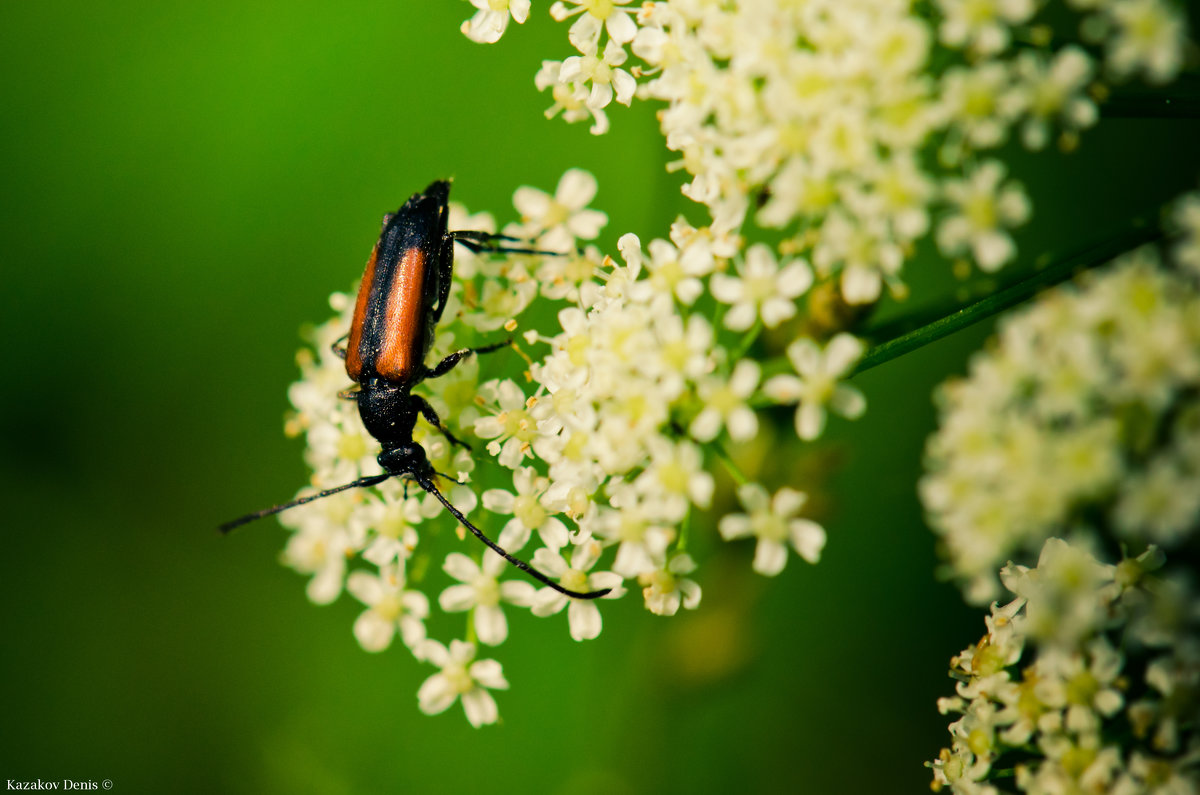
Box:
xmin=707 ymin=439 xmax=750 ymax=487
xmin=730 ymin=317 xmax=764 ymax=361
xmin=852 ymin=218 xmax=1164 ymax=377
xmin=677 ymin=511 xmax=692 ymax=553
xmin=466 ymin=609 xmax=477 ymax=646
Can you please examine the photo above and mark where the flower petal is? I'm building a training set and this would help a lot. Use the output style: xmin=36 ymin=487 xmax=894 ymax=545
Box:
xmin=568 ymin=600 xmax=602 ymax=640
xmin=439 ymin=583 xmax=478 ymax=613
xmin=461 ymin=689 xmax=499 ymax=728
xmin=417 ymin=674 xmax=457 ymax=715
xmin=474 ymin=604 xmax=509 ymax=646
xmin=752 ymin=538 xmax=789 ymax=576
xmin=353 ymin=611 xmax=395 ymax=652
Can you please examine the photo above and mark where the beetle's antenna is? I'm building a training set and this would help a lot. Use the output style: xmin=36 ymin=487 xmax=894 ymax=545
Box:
xmin=414 ymin=474 xmax=612 ymax=600
xmin=432 ymin=469 xmax=466 ymax=485
xmin=220 ymin=473 xmax=393 ymax=533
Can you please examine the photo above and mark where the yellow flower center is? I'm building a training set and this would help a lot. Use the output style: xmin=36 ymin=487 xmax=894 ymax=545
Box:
xmin=966 ymin=727 xmax=992 ymax=757
xmin=514 ymin=494 xmax=547 ymax=530
xmin=561 ymin=568 xmax=590 ymax=594
xmin=644 ymin=568 xmax=676 ymax=593
xmin=566 ymin=333 xmax=591 ymax=366
xmin=708 ymin=384 xmax=741 ymax=414
xmin=618 ymin=515 xmax=646 ymax=542
xmin=443 ymin=663 xmax=475 ymax=694
xmin=755 ymin=512 xmax=788 ymax=542
xmin=374 ymin=594 xmax=403 ymax=622
xmin=965 ymin=194 xmax=996 ymax=230
xmin=502 ymin=408 xmax=537 ymax=442
xmin=474 ymin=576 xmax=501 ymax=607
xmin=658 ymin=459 xmax=688 ymax=495
xmin=583 ymin=0 xmax=614 ymax=20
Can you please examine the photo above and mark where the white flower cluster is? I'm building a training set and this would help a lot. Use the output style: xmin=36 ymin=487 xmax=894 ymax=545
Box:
xmin=925 ymin=194 xmax=1200 ymax=792
xmin=462 ymin=0 xmax=1190 ymax=300
xmin=921 ymin=225 xmax=1200 ymax=604
xmin=276 ymin=169 xmax=862 ymax=725
xmin=929 ymin=538 xmax=1200 ymax=795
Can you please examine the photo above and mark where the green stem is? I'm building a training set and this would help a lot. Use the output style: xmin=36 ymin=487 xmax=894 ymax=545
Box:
xmin=707 ymin=439 xmax=750 ymax=487
xmin=730 ymin=316 xmax=763 ymax=361
xmin=676 ymin=510 xmax=692 ymax=553
xmin=852 ymin=218 xmax=1164 ymax=377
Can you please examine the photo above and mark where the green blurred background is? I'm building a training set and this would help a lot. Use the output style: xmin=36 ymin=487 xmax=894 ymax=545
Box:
xmin=3 ymin=2 xmax=1198 ymax=793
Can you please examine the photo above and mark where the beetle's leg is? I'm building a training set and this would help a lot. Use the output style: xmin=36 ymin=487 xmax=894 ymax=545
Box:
xmin=450 ymin=230 xmax=564 ymax=257
xmin=426 ymin=339 xmax=512 ymax=380
xmin=432 ymin=231 xmax=456 ymax=325
xmin=331 ymin=333 xmax=349 ymax=360
xmin=414 ymin=395 xmax=472 ymax=451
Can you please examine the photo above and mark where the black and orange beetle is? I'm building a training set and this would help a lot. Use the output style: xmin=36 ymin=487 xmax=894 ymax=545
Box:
xmin=222 ymin=180 xmax=609 ymax=600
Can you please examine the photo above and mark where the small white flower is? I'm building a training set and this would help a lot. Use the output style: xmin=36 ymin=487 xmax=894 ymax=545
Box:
xmin=346 ymin=564 xmax=429 ymax=652
xmin=460 ymin=0 xmax=531 ymax=44
xmin=632 ymin=437 xmax=713 ymax=521
xmin=639 ymin=553 xmax=702 ymax=616
xmin=940 ymin=62 xmax=1023 ymax=150
xmin=560 ymin=38 xmax=637 ymax=114
xmin=438 ymin=552 xmax=537 ymax=646
xmin=474 ymin=379 xmax=538 ymax=469
xmin=461 ymin=271 xmax=538 ymax=332
xmin=1002 ymin=538 xmax=1117 ymax=647
xmin=359 ymin=491 xmax=422 ymax=567
xmin=482 ymin=467 xmax=571 ymax=551
xmin=1106 ymin=0 xmax=1187 ymax=84
xmin=279 ymin=493 xmax=366 ymax=604
xmin=550 ymin=0 xmax=639 ymax=50
xmin=1013 ymin=47 xmax=1098 ymax=150
xmin=530 ymin=533 xmax=626 ymax=640
xmin=689 ymin=360 xmax=761 ymax=442
xmin=718 ymin=484 xmax=826 ymax=576
xmin=710 ymin=244 xmax=813 ymax=331
xmin=618 ymin=234 xmax=714 ymax=305
xmin=763 ymin=334 xmax=866 ymax=441
xmin=936 ymin=0 xmax=1035 ymax=55
xmin=937 ymin=161 xmax=1030 ymax=271
xmin=511 ymin=169 xmax=608 ymax=251
xmin=415 ymin=640 xmax=509 ymax=727
xmin=535 ymin=60 xmax=598 ymax=131
xmin=303 ymin=404 xmax=378 ymax=486
xmin=587 ymin=484 xmax=675 ymax=577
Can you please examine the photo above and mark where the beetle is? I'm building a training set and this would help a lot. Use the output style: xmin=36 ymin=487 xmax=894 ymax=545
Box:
xmin=222 ymin=180 xmax=609 ymax=600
